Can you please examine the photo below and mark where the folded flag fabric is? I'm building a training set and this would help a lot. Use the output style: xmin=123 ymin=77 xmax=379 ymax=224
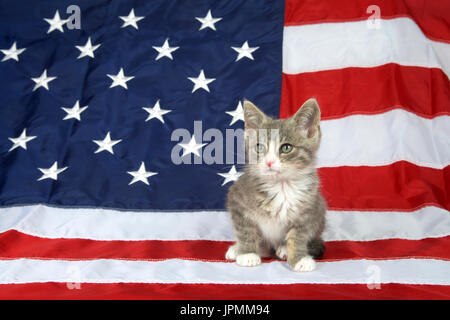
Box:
xmin=0 ymin=0 xmax=449 ymax=299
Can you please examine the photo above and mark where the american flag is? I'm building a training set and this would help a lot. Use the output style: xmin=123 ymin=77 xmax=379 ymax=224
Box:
xmin=0 ymin=0 xmax=449 ymax=299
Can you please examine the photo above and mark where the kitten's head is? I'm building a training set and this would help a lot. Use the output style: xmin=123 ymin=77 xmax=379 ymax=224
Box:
xmin=243 ymin=98 xmax=321 ymax=180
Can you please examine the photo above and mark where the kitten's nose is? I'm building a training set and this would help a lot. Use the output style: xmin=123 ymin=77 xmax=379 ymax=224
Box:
xmin=266 ymin=160 xmax=272 ymax=168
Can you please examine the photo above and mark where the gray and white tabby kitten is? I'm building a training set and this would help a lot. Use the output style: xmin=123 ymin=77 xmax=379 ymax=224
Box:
xmin=225 ymin=98 xmax=326 ymax=272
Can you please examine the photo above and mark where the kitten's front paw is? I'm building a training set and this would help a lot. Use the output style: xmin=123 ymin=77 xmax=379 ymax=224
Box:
xmin=236 ymin=253 xmax=261 ymax=267
xmin=293 ymin=255 xmax=316 ymax=272
xmin=225 ymin=244 xmax=238 ymax=260
xmin=276 ymin=246 xmax=287 ymax=260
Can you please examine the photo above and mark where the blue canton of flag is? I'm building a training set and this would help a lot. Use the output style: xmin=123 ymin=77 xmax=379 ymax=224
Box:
xmin=0 ymin=0 xmax=284 ymax=210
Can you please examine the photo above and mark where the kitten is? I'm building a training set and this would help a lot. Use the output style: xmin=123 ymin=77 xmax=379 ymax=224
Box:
xmin=225 ymin=98 xmax=326 ymax=272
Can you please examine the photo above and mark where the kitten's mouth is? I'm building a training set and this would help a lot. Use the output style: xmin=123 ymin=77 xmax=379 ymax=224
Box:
xmin=264 ymin=168 xmax=280 ymax=175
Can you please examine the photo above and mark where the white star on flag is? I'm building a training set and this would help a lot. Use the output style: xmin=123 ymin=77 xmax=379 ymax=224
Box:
xmin=226 ymin=101 xmax=245 ymax=125
xmin=37 ymin=161 xmax=68 ymax=181
xmin=218 ymin=165 xmax=243 ymax=186
xmin=188 ymin=69 xmax=215 ymax=93
xmin=179 ymin=136 xmax=207 ymax=157
xmin=93 ymin=132 xmax=122 ymax=154
xmin=195 ymin=10 xmax=222 ymax=31
xmin=119 ymin=9 xmax=145 ymax=30
xmin=107 ymin=68 xmax=135 ymax=89
xmin=231 ymin=41 xmax=259 ymax=61
xmin=143 ymin=100 xmax=172 ymax=123
xmin=75 ymin=37 xmax=101 ymax=59
xmin=127 ymin=162 xmax=158 ymax=185
xmin=1 ymin=42 xmax=26 ymax=62
xmin=8 ymin=128 xmax=37 ymax=152
xmin=31 ymin=69 xmax=57 ymax=91
xmin=44 ymin=10 xmax=68 ymax=34
xmin=152 ymin=38 xmax=179 ymax=60
xmin=61 ymin=100 xmax=88 ymax=121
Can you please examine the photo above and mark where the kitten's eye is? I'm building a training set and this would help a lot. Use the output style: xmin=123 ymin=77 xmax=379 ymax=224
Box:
xmin=280 ymin=143 xmax=293 ymax=154
xmin=255 ymin=143 xmax=266 ymax=153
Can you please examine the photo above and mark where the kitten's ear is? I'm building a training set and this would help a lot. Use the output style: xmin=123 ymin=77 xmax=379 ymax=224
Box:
xmin=292 ymin=98 xmax=321 ymax=138
xmin=243 ymin=99 xmax=267 ymax=130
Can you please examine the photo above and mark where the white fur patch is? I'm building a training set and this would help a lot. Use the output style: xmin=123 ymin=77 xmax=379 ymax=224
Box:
xmin=225 ymin=244 xmax=237 ymax=260
xmin=276 ymin=245 xmax=287 ymax=260
xmin=260 ymin=176 xmax=312 ymax=220
xmin=236 ymin=253 xmax=261 ymax=267
xmin=256 ymin=177 xmax=312 ymax=247
xmin=257 ymin=218 xmax=288 ymax=248
xmin=227 ymin=244 xmax=271 ymax=260
xmin=294 ymin=255 xmax=316 ymax=272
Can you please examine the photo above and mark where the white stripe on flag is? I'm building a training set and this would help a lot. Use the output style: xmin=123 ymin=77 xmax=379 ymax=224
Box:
xmin=283 ymin=17 xmax=450 ymax=78
xmin=0 ymin=204 xmax=448 ymax=242
xmin=0 ymin=258 xmax=449 ymax=285
xmin=319 ymin=110 xmax=449 ymax=169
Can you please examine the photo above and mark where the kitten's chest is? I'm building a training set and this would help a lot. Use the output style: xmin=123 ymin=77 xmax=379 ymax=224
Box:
xmin=261 ymin=179 xmax=310 ymax=219
xmin=255 ymin=181 xmax=309 ymax=246
xmin=257 ymin=217 xmax=288 ymax=247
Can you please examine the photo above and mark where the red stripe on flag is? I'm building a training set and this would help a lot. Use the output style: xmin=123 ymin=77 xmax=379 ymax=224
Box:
xmin=280 ymin=64 xmax=450 ymax=120
xmin=0 ymin=230 xmax=230 ymax=262
xmin=323 ymin=238 xmax=450 ymax=262
xmin=0 ymin=282 xmax=449 ymax=299
xmin=1 ymin=230 xmax=449 ymax=262
xmin=284 ymin=0 xmax=450 ymax=43
xmin=319 ymin=162 xmax=449 ymax=211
